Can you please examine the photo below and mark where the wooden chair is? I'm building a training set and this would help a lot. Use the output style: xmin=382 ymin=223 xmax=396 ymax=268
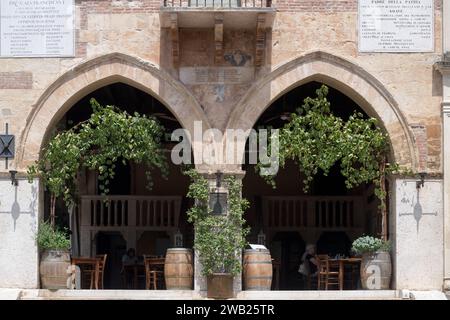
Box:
xmin=144 ymin=255 xmax=165 ymax=290
xmin=86 ymin=254 xmax=107 ymax=289
xmin=344 ymin=261 xmax=360 ymax=289
xmin=317 ymin=255 xmax=340 ymax=290
xmin=78 ymin=263 xmax=96 ymax=289
xmin=95 ymin=254 xmax=107 ymax=289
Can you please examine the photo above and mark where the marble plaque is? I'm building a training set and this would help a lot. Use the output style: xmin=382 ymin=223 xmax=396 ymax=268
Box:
xmin=1 ymin=0 xmax=75 ymax=57
xmin=180 ymin=67 xmax=254 ymax=85
xmin=359 ymin=0 xmax=434 ymax=52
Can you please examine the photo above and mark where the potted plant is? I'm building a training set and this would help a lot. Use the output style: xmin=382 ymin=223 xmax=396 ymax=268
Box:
xmin=185 ymin=170 xmax=249 ymax=299
xmin=352 ymin=235 xmax=392 ymax=290
xmin=27 ymin=129 xmax=80 ymax=289
xmin=37 ymin=221 xmax=72 ymax=289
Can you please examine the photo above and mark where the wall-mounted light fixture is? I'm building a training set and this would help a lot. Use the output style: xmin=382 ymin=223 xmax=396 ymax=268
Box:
xmin=9 ymin=170 xmax=18 ymax=186
xmin=209 ymin=171 xmax=228 ymax=215
xmin=1 ymin=123 xmax=15 ymax=170
xmin=416 ymin=172 xmax=427 ymax=189
xmin=257 ymin=229 xmax=266 ymax=246
xmin=174 ymin=229 xmax=183 ymax=248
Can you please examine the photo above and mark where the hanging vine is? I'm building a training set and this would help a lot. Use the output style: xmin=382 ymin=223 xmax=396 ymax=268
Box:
xmin=184 ymin=169 xmax=250 ymax=276
xmin=256 ymin=85 xmax=408 ymax=240
xmin=28 ymin=98 xmax=168 ymax=229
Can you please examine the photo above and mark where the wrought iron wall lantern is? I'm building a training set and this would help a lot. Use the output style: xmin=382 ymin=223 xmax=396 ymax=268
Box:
xmin=0 ymin=123 xmax=15 ymax=169
xmin=209 ymin=171 xmax=228 ymax=215
xmin=9 ymin=170 xmax=18 ymax=186
xmin=416 ymin=172 xmax=427 ymax=189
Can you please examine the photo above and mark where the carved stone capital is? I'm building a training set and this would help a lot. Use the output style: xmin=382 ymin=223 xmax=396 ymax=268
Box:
xmin=434 ymin=58 xmax=450 ymax=75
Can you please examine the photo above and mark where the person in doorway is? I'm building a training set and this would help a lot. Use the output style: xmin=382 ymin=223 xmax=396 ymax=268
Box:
xmin=302 ymin=244 xmax=319 ymax=275
xmin=299 ymin=244 xmax=319 ymax=289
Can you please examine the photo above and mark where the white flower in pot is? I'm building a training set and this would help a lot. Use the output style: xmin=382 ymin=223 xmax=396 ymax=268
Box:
xmin=351 ymin=235 xmax=392 ymax=290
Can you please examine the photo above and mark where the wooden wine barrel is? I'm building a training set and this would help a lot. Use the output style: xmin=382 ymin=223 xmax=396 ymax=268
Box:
xmin=243 ymin=249 xmax=273 ymax=290
xmin=360 ymin=251 xmax=392 ymax=290
xmin=40 ymin=250 xmax=71 ymax=289
xmin=164 ymin=248 xmax=194 ymax=290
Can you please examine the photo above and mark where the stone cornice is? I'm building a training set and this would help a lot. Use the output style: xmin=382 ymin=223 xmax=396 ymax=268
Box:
xmin=435 ymin=60 xmax=450 ymax=75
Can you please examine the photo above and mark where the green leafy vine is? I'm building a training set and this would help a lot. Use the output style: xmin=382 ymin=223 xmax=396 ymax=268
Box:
xmin=256 ymin=85 xmax=409 ymax=240
xmin=28 ymin=98 xmax=168 ymax=228
xmin=184 ymin=169 xmax=250 ymax=276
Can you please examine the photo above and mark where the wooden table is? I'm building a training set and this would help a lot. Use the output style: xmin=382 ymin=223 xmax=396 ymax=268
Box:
xmin=329 ymin=258 xmax=362 ymax=290
xmin=71 ymin=256 xmax=101 ymax=289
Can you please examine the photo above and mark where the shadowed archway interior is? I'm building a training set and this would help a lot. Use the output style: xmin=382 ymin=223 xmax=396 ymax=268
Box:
xmin=242 ymin=81 xmax=384 ymax=290
xmin=45 ymin=82 xmax=194 ymax=289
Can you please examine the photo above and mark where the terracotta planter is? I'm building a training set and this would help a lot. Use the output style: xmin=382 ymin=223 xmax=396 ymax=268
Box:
xmin=40 ymin=249 xmax=71 ymax=289
xmin=360 ymin=251 xmax=392 ymax=290
xmin=207 ymin=273 xmax=235 ymax=299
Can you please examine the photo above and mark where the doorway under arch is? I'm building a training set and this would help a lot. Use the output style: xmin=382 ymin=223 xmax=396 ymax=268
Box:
xmin=42 ymin=82 xmax=194 ymax=289
xmin=242 ymin=81 xmax=386 ymax=290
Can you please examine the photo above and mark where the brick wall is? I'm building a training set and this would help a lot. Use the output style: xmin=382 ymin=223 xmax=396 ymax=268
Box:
xmin=75 ymin=0 xmax=443 ymax=14
xmin=76 ymin=0 xmax=161 ymax=31
xmin=76 ymin=0 xmax=161 ymax=24
xmin=75 ymin=0 xmax=161 ymax=57
xmin=0 ymin=72 xmax=32 ymax=89
xmin=410 ymin=124 xmax=428 ymax=172
xmin=276 ymin=0 xmax=357 ymax=12
xmin=275 ymin=0 xmax=442 ymax=12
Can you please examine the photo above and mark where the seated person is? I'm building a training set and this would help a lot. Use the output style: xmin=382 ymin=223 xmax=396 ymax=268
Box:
xmin=121 ymin=248 xmax=138 ymax=288
xmin=300 ymin=244 xmax=319 ymax=277
xmin=122 ymin=248 xmax=138 ymax=266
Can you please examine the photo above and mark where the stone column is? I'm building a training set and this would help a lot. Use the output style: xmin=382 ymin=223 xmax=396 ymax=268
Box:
xmin=436 ymin=60 xmax=450 ymax=291
xmin=193 ymin=169 xmax=245 ymax=296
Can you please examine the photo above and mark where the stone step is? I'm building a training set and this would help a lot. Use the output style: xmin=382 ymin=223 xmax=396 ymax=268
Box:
xmin=19 ymin=289 xmax=201 ymax=300
xmin=13 ymin=289 xmax=447 ymax=300
xmin=236 ymin=290 xmax=404 ymax=300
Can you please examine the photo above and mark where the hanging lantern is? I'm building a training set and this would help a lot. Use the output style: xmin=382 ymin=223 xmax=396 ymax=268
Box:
xmin=257 ymin=229 xmax=266 ymax=246
xmin=209 ymin=171 xmax=227 ymax=215
xmin=174 ymin=229 xmax=183 ymax=248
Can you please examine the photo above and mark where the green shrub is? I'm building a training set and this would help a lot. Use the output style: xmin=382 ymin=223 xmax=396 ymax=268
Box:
xmin=185 ymin=169 xmax=250 ymax=276
xmin=36 ymin=221 xmax=71 ymax=251
xmin=351 ymin=235 xmax=390 ymax=255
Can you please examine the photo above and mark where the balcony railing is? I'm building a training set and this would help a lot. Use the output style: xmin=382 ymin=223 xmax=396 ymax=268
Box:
xmin=80 ymin=195 xmax=182 ymax=231
xmin=262 ymin=196 xmax=365 ymax=232
xmin=162 ymin=0 xmax=273 ymax=8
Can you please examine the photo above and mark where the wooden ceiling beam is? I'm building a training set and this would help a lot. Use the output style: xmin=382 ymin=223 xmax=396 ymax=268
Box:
xmin=215 ymin=13 xmax=224 ymax=65
xmin=255 ymin=13 xmax=266 ymax=67
xmin=170 ymin=13 xmax=180 ymax=68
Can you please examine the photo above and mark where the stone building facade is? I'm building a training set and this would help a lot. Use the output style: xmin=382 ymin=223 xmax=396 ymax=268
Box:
xmin=0 ymin=0 xmax=448 ymax=292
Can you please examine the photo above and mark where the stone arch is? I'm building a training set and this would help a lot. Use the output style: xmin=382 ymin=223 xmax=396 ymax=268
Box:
xmin=17 ymin=52 xmax=210 ymax=169
xmin=226 ymin=51 xmax=416 ymax=169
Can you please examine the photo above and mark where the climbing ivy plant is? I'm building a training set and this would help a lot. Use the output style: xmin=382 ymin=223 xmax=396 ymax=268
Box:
xmin=28 ymin=98 xmax=168 ymax=229
xmin=184 ymin=169 xmax=250 ymax=276
xmin=256 ymin=85 xmax=407 ymax=240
